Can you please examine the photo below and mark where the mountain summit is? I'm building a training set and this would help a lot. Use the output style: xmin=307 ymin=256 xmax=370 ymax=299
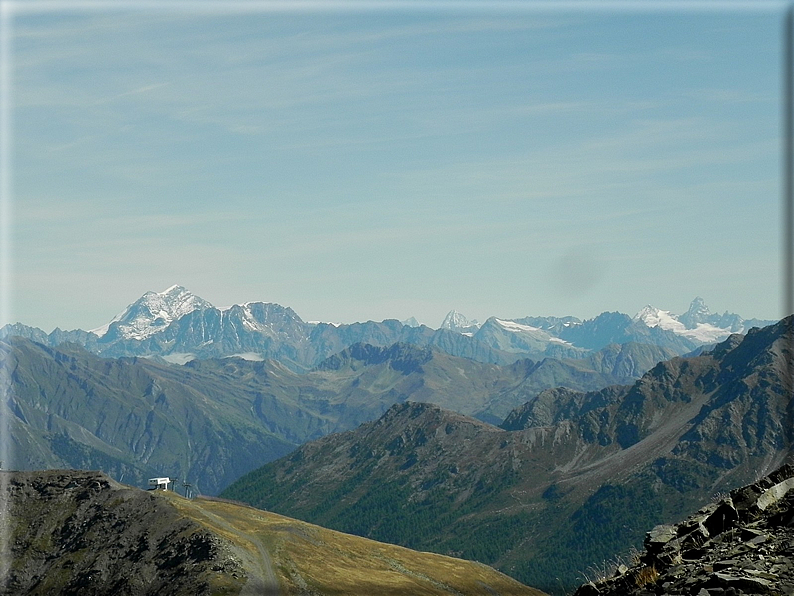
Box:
xmin=91 ymin=285 xmax=212 ymax=340
xmin=440 ymin=310 xmax=480 ymax=334
xmin=5 ymin=469 xmax=542 ymax=596
xmin=632 ymin=296 xmax=754 ymax=344
xmin=681 ymin=295 xmax=710 ymax=324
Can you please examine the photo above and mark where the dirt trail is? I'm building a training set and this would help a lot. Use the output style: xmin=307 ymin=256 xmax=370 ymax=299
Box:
xmin=189 ymin=500 xmax=280 ymax=596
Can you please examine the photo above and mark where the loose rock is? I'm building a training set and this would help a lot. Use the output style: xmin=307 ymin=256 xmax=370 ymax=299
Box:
xmin=572 ymin=463 xmax=794 ymax=596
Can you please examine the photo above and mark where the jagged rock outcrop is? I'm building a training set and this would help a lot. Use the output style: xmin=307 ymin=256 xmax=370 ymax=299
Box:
xmin=573 ymin=463 xmax=794 ymax=596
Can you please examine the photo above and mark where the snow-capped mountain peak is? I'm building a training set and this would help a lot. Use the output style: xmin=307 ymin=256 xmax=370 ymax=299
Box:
xmin=440 ymin=310 xmax=480 ymax=333
xmin=91 ymin=285 xmax=213 ymax=340
xmin=633 ymin=299 xmax=741 ymax=345
xmin=689 ymin=296 xmax=709 ymax=315
xmin=679 ymin=296 xmax=712 ymax=328
xmin=401 ymin=317 xmax=421 ymax=328
xmin=633 ymin=305 xmax=679 ymax=330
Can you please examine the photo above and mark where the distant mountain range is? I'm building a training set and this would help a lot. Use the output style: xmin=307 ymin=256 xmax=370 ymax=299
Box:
xmin=1 ymin=285 xmax=776 ymax=371
xmin=221 ymin=315 xmax=793 ymax=593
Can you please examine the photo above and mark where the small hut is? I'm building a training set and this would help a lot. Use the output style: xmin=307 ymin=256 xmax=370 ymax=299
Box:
xmin=148 ymin=477 xmax=171 ymax=491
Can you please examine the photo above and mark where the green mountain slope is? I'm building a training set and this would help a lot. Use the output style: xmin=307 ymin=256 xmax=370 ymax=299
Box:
xmin=2 ymin=339 xmax=299 ymax=495
xmin=221 ymin=318 xmax=793 ymax=593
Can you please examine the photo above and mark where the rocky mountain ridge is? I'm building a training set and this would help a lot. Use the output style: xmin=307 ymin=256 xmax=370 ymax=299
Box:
xmin=1 ymin=470 xmax=246 ymax=596
xmin=445 ymin=296 xmax=773 ymax=349
xmin=2 ymin=469 xmax=544 ymax=596
xmin=2 ymin=287 xmax=775 ymax=371
xmin=1 ymin=334 xmax=672 ymax=494
xmin=222 ymin=316 xmax=793 ymax=593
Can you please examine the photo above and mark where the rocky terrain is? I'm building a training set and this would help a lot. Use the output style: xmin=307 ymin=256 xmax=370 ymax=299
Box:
xmin=0 ymin=469 xmax=543 ymax=596
xmin=222 ymin=316 xmax=793 ymax=593
xmin=1 ymin=470 xmax=246 ymax=596
xmin=573 ymin=462 xmax=794 ymax=596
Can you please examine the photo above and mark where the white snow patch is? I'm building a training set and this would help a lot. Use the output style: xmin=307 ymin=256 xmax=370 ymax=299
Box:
xmin=161 ymin=353 xmax=197 ymax=365
xmin=680 ymin=323 xmax=733 ymax=344
xmin=225 ymin=352 xmax=265 ymax=361
xmin=89 ymin=322 xmax=112 ymax=337
xmin=239 ymin=306 xmax=268 ymax=332
xmin=494 ymin=319 xmax=542 ymax=333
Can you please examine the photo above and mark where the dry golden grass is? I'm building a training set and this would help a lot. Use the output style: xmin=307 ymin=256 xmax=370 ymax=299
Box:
xmin=634 ymin=565 xmax=659 ymax=588
xmin=161 ymin=492 xmax=547 ymax=596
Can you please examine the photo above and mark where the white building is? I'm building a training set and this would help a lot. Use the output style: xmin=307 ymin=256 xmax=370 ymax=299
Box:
xmin=148 ymin=477 xmax=171 ymax=490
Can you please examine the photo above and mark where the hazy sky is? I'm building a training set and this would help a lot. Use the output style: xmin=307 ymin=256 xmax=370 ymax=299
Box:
xmin=5 ymin=2 xmax=786 ymax=331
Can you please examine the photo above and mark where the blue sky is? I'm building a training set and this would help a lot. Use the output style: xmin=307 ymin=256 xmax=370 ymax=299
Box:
xmin=5 ymin=2 xmax=786 ymax=331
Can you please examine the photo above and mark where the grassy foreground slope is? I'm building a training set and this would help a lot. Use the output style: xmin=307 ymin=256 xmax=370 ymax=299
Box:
xmin=3 ymin=469 xmax=543 ymax=596
xmin=167 ymin=492 xmax=545 ymax=596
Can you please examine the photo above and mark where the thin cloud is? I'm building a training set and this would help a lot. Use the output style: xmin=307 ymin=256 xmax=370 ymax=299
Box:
xmin=92 ymin=82 xmax=171 ymax=105
xmin=681 ymin=88 xmax=774 ymax=103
